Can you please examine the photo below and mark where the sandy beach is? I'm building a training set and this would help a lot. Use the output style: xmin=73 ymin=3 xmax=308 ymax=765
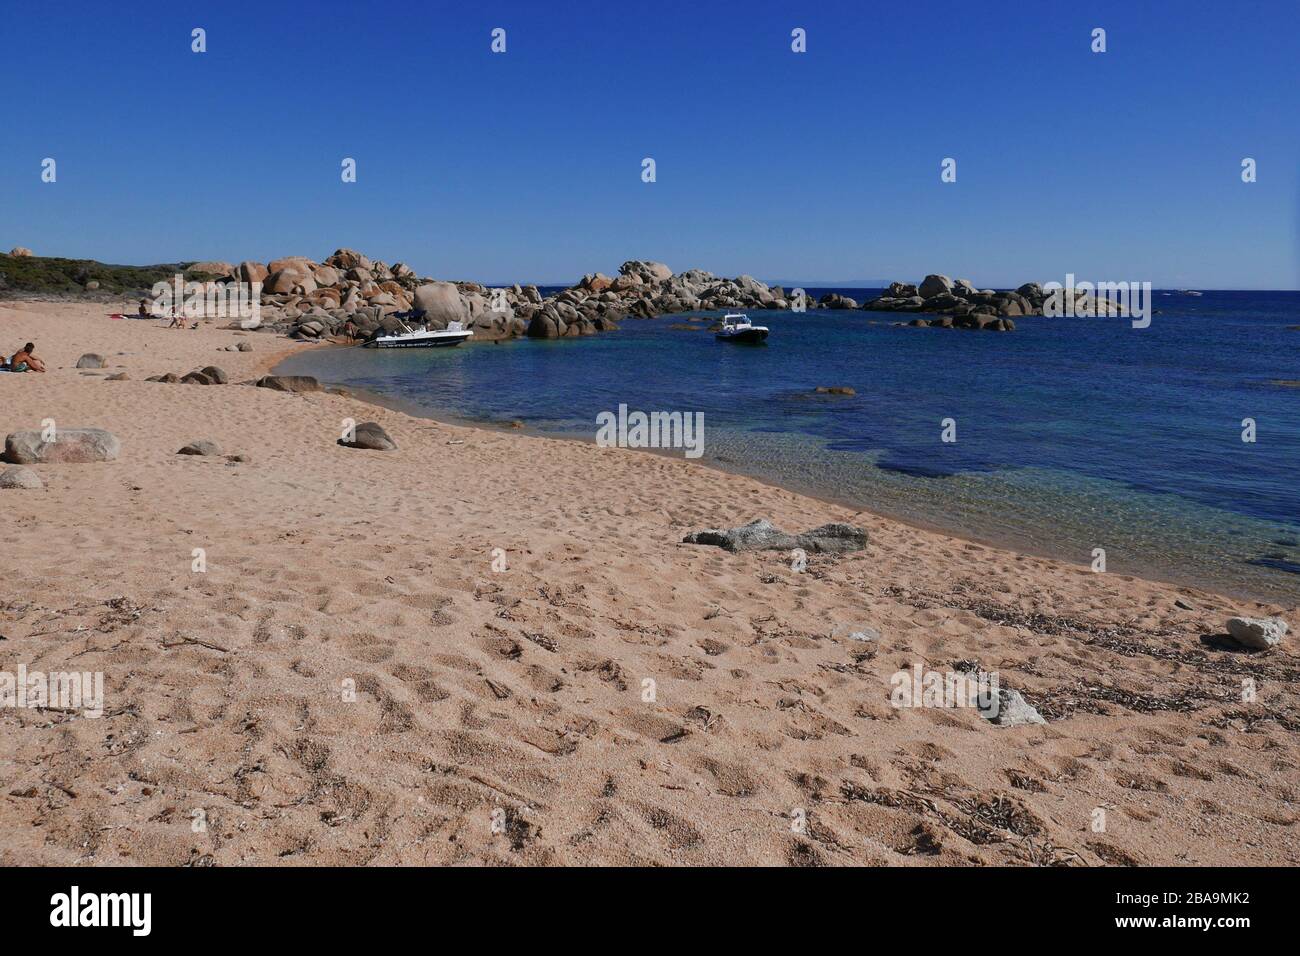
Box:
xmin=1 ymin=299 xmax=1296 ymax=866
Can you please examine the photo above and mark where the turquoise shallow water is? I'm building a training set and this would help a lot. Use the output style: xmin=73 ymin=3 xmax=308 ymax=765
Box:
xmin=276 ymin=290 xmax=1300 ymax=601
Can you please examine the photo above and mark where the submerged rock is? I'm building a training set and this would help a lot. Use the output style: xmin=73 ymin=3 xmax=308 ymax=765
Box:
xmin=683 ymin=518 xmax=868 ymax=554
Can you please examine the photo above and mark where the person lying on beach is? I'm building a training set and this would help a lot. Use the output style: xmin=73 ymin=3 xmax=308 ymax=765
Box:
xmin=10 ymin=343 xmax=46 ymax=372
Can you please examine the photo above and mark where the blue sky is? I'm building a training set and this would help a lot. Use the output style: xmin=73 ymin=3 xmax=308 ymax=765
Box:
xmin=2 ymin=0 xmax=1297 ymax=287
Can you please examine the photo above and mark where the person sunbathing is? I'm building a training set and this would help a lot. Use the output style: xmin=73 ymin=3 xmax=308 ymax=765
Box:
xmin=10 ymin=343 xmax=46 ymax=372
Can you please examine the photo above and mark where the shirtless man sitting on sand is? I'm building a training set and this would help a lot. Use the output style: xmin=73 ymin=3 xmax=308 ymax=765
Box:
xmin=10 ymin=342 xmax=46 ymax=373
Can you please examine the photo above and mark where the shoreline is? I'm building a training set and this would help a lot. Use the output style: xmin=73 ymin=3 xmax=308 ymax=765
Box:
xmin=2 ymin=298 xmax=1295 ymax=867
xmin=270 ymin=341 xmax=1286 ymax=607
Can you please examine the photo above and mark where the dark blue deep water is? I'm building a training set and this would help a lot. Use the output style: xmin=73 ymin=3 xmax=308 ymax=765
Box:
xmin=277 ymin=290 xmax=1300 ymax=600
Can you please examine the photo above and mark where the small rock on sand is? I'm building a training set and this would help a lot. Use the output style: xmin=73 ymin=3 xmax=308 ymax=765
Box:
xmin=256 ymin=375 xmax=321 ymax=393
xmin=338 ymin=422 xmax=396 ymax=451
xmin=146 ymin=373 xmax=181 ymax=383
xmin=177 ymin=441 xmax=222 ymax=457
xmin=0 ymin=466 xmax=43 ymax=489
xmin=105 ymin=372 xmax=129 ymax=381
xmin=684 ymin=518 xmax=867 ymax=554
xmin=1225 ymin=616 xmax=1288 ymax=650
xmin=75 ymin=353 xmax=105 ymax=369
xmin=980 ymin=689 xmax=1047 ymax=727
xmin=832 ymin=623 xmax=880 ymax=642
xmin=199 ymin=365 xmax=229 ymax=384
xmin=236 ymin=341 xmax=253 ymax=352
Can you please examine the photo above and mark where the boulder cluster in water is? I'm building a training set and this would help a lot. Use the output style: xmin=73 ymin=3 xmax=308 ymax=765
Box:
xmin=863 ymin=274 xmax=1125 ymax=331
xmin=174 ymin=253 xmax=1124 ymax=340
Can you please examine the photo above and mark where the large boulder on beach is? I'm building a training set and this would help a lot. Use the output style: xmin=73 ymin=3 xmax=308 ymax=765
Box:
xmin=255 ymin=375 xmax=321 ymax=393
xmin=189 ymin=261 xmax=235 ymax=277
xmin=4 ymin=428 xmax=120 ymax=464
xmin=1225 ymin=616 xmax=1288 ymax=650
xmin=683 ymin=518 xmax=868 ymax=554
xmin=267 ymin=268 xmax=317 ymax=296
xmin=75 ymin=353 xmax=105 ymax=368
xmin=412 ymin=282 xmax=468 ymax=326
xmin=326 ymin=249 xmax=371 ymax=271
xmin=268 ymin=256 xmax=316 ymax=275
xmin=0 ymin=465 xmax=43 ymax=489
xmin=338 ymin=421 xmax=396 ymax=451
xmin=312 ymin=265 xmax=342 ymax=287
xmin=239 ymin=261 xmax=268 ymax=285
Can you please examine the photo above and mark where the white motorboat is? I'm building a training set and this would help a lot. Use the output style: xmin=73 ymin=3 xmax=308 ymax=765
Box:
xmin=364 ymin=319 xmax=473 ymax=348
xmin=715 ymin=313 xmax=769 ymax=343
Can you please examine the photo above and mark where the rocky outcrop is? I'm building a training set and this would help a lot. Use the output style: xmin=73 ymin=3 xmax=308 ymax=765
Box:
xmin=4 ymin=428 xmax=121 ymax=464
xmin=683 ymin=519 xmax=868 ymax=554
xmin=864 ymin=274 xmax=1126 ymax=330
xmin=9 ymin=247 xmax=33 ymax=257
xmin=172 ymin=251 xmax=815 ymax=345
xmin=181 ymin=250 xmax=1096 ymax=345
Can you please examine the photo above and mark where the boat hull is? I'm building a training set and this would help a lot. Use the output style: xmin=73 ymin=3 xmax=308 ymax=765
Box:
xmin=716 ymin=328 xmax=768 ymax=344
xmin=365 ymin=333 xmax=472 ymax=349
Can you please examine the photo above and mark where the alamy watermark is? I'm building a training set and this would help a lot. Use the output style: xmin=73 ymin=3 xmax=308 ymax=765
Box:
xmin=150 ymin=274 xmax=262 ymax=328
xmin=1043 ymin=274 xmax=1152 ymax=328
xmin=595 ymin=404 xmax=704 ymax=458
xmin=1 ymin=665 xmax=104 ymax=718
xmin=890 ymin=663 xmax=999 ymax=715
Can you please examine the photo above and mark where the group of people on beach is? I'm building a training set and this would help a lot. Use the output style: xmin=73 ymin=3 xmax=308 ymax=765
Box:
xmin=0 ymin=343 xmax=47 ymax=373
xmin=137 ymin=298 xmax=200 ymax=329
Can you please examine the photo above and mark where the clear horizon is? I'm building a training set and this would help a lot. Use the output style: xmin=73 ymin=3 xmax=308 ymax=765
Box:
xmin=3 ymin=0 xmax=1298 ymax=290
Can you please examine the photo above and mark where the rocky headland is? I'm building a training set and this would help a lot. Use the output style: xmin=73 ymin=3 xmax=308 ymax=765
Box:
xmin=6 ymin=245 xmax=1129 ymax=341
